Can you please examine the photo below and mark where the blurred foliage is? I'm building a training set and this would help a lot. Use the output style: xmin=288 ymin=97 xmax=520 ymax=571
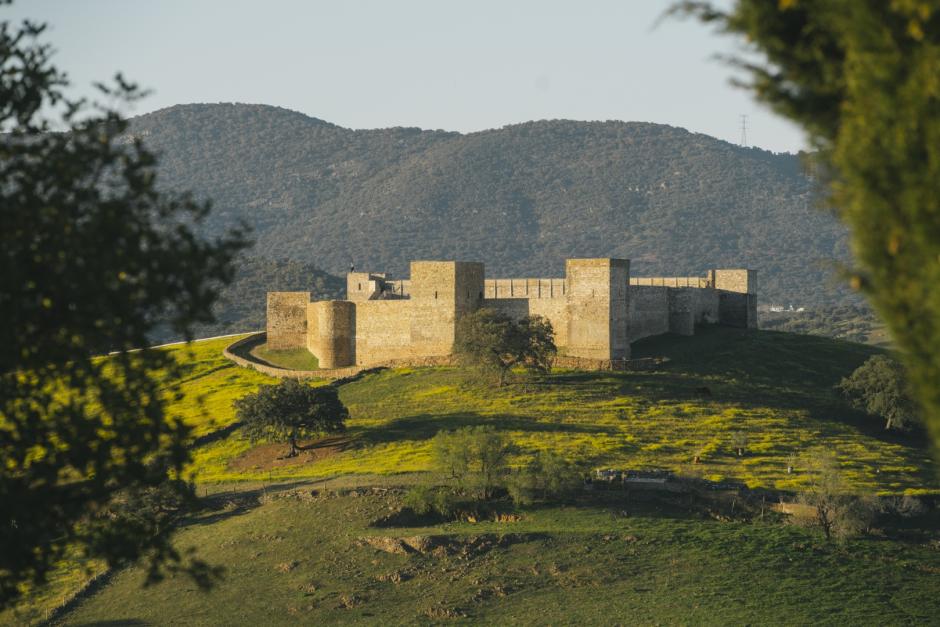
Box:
xmin=678 ymin=0 xmax=940 ymax=450
xmin=0 ymin=4 xmax=244 ymax=608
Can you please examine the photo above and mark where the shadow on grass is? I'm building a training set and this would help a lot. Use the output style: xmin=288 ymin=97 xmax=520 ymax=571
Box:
xmin=187 ymin=480 xmax=315 ymax=528
xmin=354 ymin=411 xmax=615 ymax=447
xmin=70 ymin=621 xmax=149 ymax=627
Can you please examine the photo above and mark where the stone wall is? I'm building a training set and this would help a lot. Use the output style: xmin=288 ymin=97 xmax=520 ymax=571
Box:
xmin=565 ymin=258 xmax=630 ymax=360
xmin=667 ymin=288 xmax=696 ymax=336
xmin=344 ymin=261 xmax=485 ymax=367
xmin=630 ymin=276 xmax=710 ymax=288
xmin=307 ymin=300 xmax=356 ymax=368
xmin=483 ymin=297 xmax=570 ymax=348
xmin=266 ymin=291 xmax=310 ymax=349
xmin=711 ymin=269 xmax=757 ymax=294
xmin=265 ymin=259 xmax=759 ymax=373
xmin=484 ymin=278 xmax=566 ymax=299
xmin=629 ymin=286 xmax=670 ymax=342
xmin=719 ymin=291 xmax=759 ymax=328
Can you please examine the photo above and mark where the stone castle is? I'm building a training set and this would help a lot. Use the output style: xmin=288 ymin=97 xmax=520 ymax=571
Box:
xmin=266 ymin=258 xmax=757 ymax=369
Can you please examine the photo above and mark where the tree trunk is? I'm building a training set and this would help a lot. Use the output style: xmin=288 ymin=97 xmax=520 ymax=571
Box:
xmin=287 ymin=431 xmax=298 ymax=458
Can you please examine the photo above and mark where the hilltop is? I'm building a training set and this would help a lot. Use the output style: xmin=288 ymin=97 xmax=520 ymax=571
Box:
xmin=10 ymin=328 xmax=939 ymax=625
xmin=130 ymin=104 xmax=852 ymax=313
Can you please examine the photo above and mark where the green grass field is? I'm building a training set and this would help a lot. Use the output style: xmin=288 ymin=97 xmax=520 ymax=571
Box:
xmin=251 ymin=343 xmax=320 ymax=370
xmin=56 ymin=489 xmax=940 ymax=626
xmin=180 ymin=328 xmax=935 ymax=494
xmin=7 ymin=327 xmax=940 ymax=624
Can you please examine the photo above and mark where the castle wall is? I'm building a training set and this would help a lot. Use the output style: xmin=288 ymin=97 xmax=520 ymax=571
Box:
xmin=566 ymin=258 xmax=630 ymax=360
xmin=265 ymin=259 xmax=758 ymax=373
xmin=483 ymin=296 xmax=570 ymax=349
xmin=719 ymin=292 xmax=759 ymax=328
xmin=306 ymin=301 xmax=355 ymax=368
xmin=629 ymin=286 xmax=670 ymax=342
xmin=266 ymin=291 xmax=310 ymax=349
xmin=349 ymin=261 xmax=485 ymax=366
xmin=630 ymin=276 xmax=710 ymax=288
xmin=484 ymin=278 xmax=566 ymax=299
xmin=694 ymin=288 xmax=720 ymax=324
xmin=711 ymin=269 xmax=757 ymax=294
xmin=668 ymin=288 xmax=696 ymax=336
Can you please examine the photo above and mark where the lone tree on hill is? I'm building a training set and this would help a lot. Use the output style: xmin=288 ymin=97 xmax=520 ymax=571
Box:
xmin=454 ymin=308 xmax=556 ymax=386
xmin=839 ymin=355 xmax=920 ymax=432
xmin=235 ymin=380 xmax=348 ymax=457
xmin=676 ymin=1 xmax=940 ymax=454
xmin=0 ymin=2 xmax=246 ymax=608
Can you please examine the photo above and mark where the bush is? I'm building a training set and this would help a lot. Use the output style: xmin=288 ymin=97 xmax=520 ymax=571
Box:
xmin=792 ymin=450 xmax=878 ymax=541
xmin=403 ymin=485 xmax=461 ymax=519
xmin=507 ymin=450 xmax=581 ymax=505
xmin=432 ymin=426 xmax=513 ymax=500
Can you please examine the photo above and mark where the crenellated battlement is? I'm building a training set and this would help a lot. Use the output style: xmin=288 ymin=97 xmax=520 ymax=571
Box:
xmin=266 ymin=258 xmax=757 ymax=369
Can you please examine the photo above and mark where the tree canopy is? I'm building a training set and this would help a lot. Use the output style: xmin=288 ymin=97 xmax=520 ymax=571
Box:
xmin=234 ymin=380 xmax=348 ymax=457
xmin=0 ymin=3 xmax=246 ymax=608
xmin=839 ymin=355 xmax=920 ymax=432
xmin=678 ymin=0 xmax=940 ymax=451
xmin=453 ymin=309 xmax=556 ymax=386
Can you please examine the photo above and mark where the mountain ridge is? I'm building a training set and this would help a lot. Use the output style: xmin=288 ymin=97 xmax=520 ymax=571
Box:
xmin=129 ymin=102 xmax=852 ymax=308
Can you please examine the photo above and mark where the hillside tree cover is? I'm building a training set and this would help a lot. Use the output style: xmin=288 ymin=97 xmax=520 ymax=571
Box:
xmin=234 ymin=380 xmax=348 ymax=457
xmin=839 ymin=355 xmax=920 ymax=432
xmin=127 ymin=102 xmax=849 ymax=310
xmin=678 ymin=0 xmax=940 ymax=451
xmin=454 ymin=309 xmax=556 ymax=386
xmin=0 ymin=4 xmax=246 ymax=608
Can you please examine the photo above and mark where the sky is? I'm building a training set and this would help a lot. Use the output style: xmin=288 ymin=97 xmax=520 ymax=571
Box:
xmin=8 ymin=0 xmax=807 ymax=153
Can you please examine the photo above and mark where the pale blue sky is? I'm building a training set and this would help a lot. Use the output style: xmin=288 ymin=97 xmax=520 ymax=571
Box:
xmin=8 ymin=0 xmax=806 ymax=152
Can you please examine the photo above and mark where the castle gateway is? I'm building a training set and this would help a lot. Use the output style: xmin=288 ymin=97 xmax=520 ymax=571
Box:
xmin=266 ymin=258 xmax=757 ymax=369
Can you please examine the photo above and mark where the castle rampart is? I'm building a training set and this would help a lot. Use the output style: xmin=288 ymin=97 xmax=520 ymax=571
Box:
xmin=265 ymin=258 xmax=758 ymax=369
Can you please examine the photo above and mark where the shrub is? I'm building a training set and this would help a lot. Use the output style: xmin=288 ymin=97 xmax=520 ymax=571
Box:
xmin=792 ymin=450 xmax=878 ymax=541
xmin=432 ymin=426 xmax=513 ymax=500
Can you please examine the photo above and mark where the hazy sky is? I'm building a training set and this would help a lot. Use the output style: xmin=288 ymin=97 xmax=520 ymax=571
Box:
xmin=8 ymin=0 xmax=807 ymax=153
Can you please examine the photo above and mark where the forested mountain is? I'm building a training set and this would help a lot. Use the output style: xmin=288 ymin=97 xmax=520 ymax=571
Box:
xmin=130 ymin=103 xmax=854 ymax=315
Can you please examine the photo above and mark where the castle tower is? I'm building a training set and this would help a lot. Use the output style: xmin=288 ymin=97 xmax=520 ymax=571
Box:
xmin=710 ymin=269 xmax=758 ymax=328
xmin=565 ymin=258 xmax=630 ymax=361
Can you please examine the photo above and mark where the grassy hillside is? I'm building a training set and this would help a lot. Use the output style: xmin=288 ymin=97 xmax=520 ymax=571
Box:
xmin=150 ymin=330 xmax=935 ymax=493
xmin=7 ymin=328 xmax=939 ymax=625
xmin=59 ymin=490 xmax=940 ymax=626
xmin=130 ymin=103 xmax=854 ymax=309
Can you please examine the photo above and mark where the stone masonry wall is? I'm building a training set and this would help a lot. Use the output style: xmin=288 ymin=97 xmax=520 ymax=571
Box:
xmin=266 ymin=291 xmax=310 ymax=349
xmin=628 ymin=286 xmax=670 ymax=342
xmin=565 ymin=258 xmax=630 ymax=360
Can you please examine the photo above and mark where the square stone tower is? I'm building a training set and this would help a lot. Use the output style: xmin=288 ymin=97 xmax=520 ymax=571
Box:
xmin=565 ymin=258 xmax=630 ymax=361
